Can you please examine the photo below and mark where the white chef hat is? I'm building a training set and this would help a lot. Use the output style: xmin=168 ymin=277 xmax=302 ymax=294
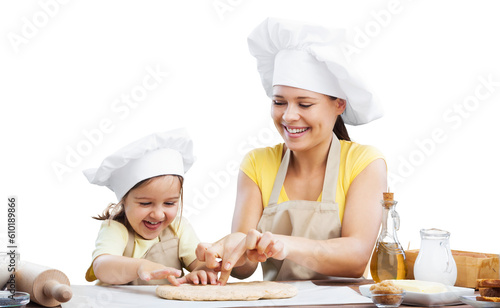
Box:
xmin=247 ymin=17 xmax=383 ymax=125
xmin=83 ymin=128 xmax=195 ymax=201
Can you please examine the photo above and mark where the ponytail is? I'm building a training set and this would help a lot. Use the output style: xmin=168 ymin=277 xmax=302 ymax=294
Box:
xmin=329 ymin=96 xmax=351 ymax=141
xmin=333 ymin=115 xmax=350 ymax=141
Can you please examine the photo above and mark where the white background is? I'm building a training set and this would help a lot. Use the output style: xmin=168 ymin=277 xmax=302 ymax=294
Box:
xmin=1 ymin=0 xmax=499 ymax=285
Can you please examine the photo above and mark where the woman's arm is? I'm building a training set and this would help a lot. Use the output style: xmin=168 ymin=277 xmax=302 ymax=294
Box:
xmin=93 ymin=254 xmax=181 ymax=285
xmin=259 ymin=158 xmax=386 ymax=277
xmin=200 ymin=158 xmax=386 ymax=282
xmin=229 ymin=170 xmax=265 ymax=277
xmin=197 ymin=170 xmax=264 ymax=284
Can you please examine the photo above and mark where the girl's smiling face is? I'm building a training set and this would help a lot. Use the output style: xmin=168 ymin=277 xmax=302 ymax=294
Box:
xmin=271 ymin=85 xmax=346 ymax=152
xmin=123 ymin=175 xmax=181 ymax=240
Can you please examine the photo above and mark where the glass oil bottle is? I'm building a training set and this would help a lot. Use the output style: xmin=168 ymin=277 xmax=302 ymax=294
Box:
xmin=370 ymin=192 xmax=407 ymax=282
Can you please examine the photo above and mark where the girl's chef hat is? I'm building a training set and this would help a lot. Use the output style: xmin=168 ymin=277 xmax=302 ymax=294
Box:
xmin=248 ymin=17 xmax=383 ymax=126
xmin=83 ymin=128 xmax=195 ymax=201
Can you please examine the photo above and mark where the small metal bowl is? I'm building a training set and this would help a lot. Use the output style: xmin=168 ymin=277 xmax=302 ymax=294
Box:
xmin=370 ymin=291 xmax=405 ymax=308
xmin=0 ymin=291 xmax=30 ymax=308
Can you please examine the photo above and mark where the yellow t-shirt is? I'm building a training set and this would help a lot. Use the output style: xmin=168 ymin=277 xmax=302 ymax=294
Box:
xmin=85 ymin=217 xmax=199 ymax=282
xmin=240 ymin=141 xmax=385 ymax=223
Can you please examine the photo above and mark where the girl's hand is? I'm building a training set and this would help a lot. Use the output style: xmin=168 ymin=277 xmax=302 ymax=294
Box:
xmin=176 ymin=269 xmax=218 ymax=285
xmin=137 ymin=260 xmax=182 ymax=285
xmin=245 ymin=229 xmax=288 ymax=262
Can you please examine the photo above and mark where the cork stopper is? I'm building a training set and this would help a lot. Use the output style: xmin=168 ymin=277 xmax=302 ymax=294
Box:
xmin=381 ymin=190 xmax=396 ymax=208
xmin=383 ymin=192 xmax=394 ymax=202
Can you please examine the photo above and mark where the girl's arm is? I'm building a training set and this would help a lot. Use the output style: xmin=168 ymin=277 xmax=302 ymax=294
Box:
xmin=93 ymin=254 xmax=181 ymax=285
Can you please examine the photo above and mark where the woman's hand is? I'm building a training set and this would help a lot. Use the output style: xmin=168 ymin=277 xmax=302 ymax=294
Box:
xmin=137 ymin=260 xmax=182 ymax=285
xmin=196 ymin=232 xmax=248 ymax=285
xmin=245 ymin=229 xmax=288 ymax=262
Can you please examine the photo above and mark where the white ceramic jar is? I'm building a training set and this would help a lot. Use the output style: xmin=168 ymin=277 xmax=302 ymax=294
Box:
xmin=414 ymin=228 xmax=457 ymax=286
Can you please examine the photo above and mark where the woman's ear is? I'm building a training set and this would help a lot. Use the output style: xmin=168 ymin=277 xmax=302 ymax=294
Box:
xmin=336 ymin=98 xmax=347 ymax=114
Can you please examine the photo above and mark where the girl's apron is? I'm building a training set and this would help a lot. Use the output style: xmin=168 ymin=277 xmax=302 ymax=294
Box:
xmin=257 ymin=135 xmax=342 ymax=281
xmin=123 ymin=226 xmax=183 ymax=285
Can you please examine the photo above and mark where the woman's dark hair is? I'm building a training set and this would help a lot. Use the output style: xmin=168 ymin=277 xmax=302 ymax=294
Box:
xmin=329 ymin=96 xmax=351 ymax=141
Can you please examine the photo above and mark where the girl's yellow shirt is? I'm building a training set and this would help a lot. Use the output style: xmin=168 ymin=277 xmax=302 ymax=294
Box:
xmin=240 ymin=141 xmax=385 ymax=223
xmin=85 ymin=217 xmax=199 ymax=282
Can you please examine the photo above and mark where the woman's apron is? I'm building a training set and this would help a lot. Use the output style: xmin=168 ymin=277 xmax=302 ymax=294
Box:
xmin=257 ymin=135 xmax=342 ymax=281
xmin=123 ymin=226 xmax=183 ymax=285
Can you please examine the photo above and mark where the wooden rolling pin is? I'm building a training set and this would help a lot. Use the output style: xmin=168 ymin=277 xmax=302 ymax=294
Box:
xmin=15 ymin=261 xmax=72 ymax=307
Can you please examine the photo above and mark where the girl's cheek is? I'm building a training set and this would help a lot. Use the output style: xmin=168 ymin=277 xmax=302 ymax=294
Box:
xmin=168 ymin=206 xmax=180 ymax=218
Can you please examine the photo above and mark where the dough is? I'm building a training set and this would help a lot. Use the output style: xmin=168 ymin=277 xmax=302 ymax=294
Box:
xmin=156 ymin=281 xmax=298 ymax=301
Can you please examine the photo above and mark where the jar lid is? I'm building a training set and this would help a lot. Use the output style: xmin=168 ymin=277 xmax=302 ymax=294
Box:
xmin=0 ymin=291 xmax=30 ymax=307
xmin=420 ymin=228 xmax=450 ymax=239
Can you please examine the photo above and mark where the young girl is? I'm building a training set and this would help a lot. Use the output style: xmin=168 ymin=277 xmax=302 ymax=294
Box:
xmin=84 ymin=128 xmax=217 ymax=286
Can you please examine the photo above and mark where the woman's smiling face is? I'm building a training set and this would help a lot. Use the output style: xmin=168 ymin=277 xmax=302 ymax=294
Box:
xmin=123 ymin=175 xmax=181 ymax=240
xmin=271 ymin=85 xmax=345 ymax=152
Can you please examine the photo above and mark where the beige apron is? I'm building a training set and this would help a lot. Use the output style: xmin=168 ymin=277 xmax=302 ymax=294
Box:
xmin=123 ymin=226 xmax=183 ymax=285
xmin=257 ymin=135 xmax=342 ymax=281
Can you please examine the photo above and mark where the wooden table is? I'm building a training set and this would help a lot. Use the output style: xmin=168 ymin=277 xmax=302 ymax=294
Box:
xmin=26 ymin=279 xmax=476 ymax=307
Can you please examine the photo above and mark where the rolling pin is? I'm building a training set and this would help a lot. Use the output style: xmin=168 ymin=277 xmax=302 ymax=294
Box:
xmin=15 ymin=261 xmax=72 ymax=307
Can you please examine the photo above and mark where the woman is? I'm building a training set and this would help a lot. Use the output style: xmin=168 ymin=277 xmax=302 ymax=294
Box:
xmin=197 ymin=18 xmax=387 ymax=285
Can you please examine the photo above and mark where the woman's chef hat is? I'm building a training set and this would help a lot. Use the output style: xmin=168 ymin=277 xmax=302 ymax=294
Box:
xmin=247 ymin=17 xmax=383 ymax=125
xmin=83 ymin=128 xmax=195 ymax=201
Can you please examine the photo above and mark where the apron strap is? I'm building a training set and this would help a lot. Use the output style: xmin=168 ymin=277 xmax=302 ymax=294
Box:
xmin=321 ymin=135 xmax=340 ymax=203
xmin=268 ymin=148 xmax=291 ymax=205
xmin=268 ymin=134 xmax=341 ymax=205
xmin=123 ymin=228 xmax=135 ymax=258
